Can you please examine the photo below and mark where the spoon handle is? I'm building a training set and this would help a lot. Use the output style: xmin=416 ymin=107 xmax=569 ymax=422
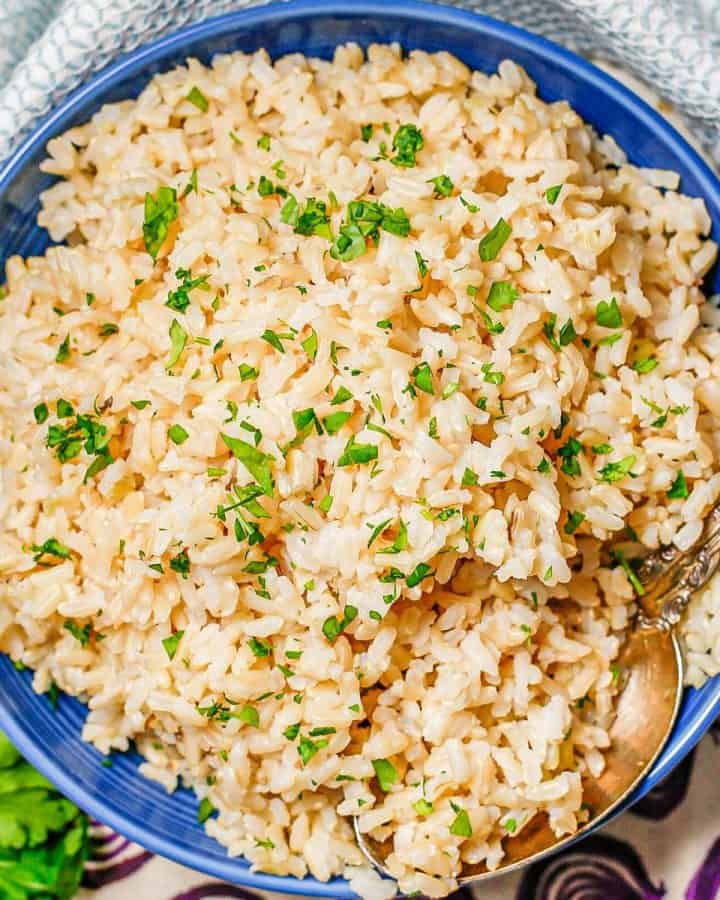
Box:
xmin=640 ymin=501 xmax=720 ymax=629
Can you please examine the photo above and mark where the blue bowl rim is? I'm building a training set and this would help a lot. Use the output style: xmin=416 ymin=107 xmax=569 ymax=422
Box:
xmin=1 ymin=0 xmax=720 ymax=892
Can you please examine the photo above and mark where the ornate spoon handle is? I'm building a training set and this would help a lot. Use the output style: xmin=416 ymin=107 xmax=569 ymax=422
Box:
xmin=639 ymin=502 xmax=720 ymax=630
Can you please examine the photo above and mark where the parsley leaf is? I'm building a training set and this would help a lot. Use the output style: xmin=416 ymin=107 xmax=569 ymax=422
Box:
xmin=390 ymin=123 xmax=423 ymax=167
xmin=428 ymin=175 xmax=454 ymax=197
xmin=167 ymin=319 xmax=188 ymax=370
xmin=186 ymin=86 xmax=209 ymax=112
xmin=478 ymin=218 xmax=511 ymax=261
xmin=221 ymin=433 xmax=274 ymax=497
xmin=667 ymin=470 xmax=689 ymax=499
xmin=598 ymin=455 xmax=637 ymax=484
xmin=595 ymin=297 xmax=623 ymax=329
xmin=143 ymin=186 xmax=179 ymax=260
xmin=486 ymin=281 xmax=518 ymax=312
xmin=372 ymin=758 xmax=398 ymax=792
xmin=322 ymin=605 xmax=358 ymax=643
xmin=337 ymin=437 xmax=378 ymax=468
xmin=545 ymin=184 xmax=563 ymax=204
xmin=162 ymin=631 xmax=185 ymax=660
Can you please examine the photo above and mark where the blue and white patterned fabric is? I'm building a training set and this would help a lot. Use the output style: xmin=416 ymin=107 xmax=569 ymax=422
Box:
xmin=0 ymin=0 xmax=720 ymax=166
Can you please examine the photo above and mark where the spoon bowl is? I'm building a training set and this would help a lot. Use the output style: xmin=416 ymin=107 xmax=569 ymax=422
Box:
xmin=355 ymin=504 xmax=720 ymax=884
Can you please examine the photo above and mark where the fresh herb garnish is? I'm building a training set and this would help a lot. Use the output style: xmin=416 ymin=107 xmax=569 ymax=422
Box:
xmin=186 ymin=86 xmax=209 ymax=112
xmin=390 ymin=123 xmax=423 ymax=167
xmin=321 ymin=605 xmax=358 ymax=643
xmin=478 ymin=218 xmax=511 ymax=261
xmin=162 ymin=631 xmax=185 ymax=660
xmin=372 ymin=758 xmax=398 ymax=792
xmin=143 ymin=186 xmax=179 ymax=260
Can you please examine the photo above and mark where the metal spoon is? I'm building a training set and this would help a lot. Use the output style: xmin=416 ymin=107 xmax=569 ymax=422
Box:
xmin=354 ymin=502 xmax=720 ymax=884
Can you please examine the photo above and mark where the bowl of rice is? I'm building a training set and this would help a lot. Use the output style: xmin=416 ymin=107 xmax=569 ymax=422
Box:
xmin=2 ymin=0 xmax=720 ymax=896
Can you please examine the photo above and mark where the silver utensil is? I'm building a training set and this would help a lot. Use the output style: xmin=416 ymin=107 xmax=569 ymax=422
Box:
xmin=354 ymin=503 xmax=720 ymax=884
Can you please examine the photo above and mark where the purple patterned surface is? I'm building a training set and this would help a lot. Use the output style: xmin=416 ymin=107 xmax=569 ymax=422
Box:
xmin=74 ymin=731 xmax=720 ymax=900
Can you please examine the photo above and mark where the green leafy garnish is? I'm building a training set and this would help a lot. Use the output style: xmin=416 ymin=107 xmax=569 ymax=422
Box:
xmin=478 ymin=218 xmax=511 ymax=261
xmin=330 ymin=224 xmax=366 ymax=262
xmin=595 ymin=297 xmax=623 ymax=329
xmin=257 ymin=134 xmax=271 ymax=151
xmin=323 ymin=411 xmax=352 ymax=435
xmin=321 ymin=605 xmax=358 ymax=643
xmin=238 ymin=363 xmax=259 ymax=382
xmin=221 ymin=433 xmax=274 ymax=497
xmin=390 ymin=123 xmax=423 ymax=167
xmin=413 ymin=798 xmax=433 ymax=816
xmin=166 ymin=268 xmax=210 ymax=313
xmin=372 ymin=758 xmax=398 ymax=792
xmin=545 ymin=184 xmax=563 ymax=204
xmin=31 ymin=538 xmax=71 ymax=564
xmin=449 ymin=802 xmax=473 ymax=837
xmin=169 ymin=550 xmax=190 ymax=579
xmin=197 ymin=797 xmax=215 ymax=824
xmin=667 ymin=470 xmax=689 ymax=499
xmin=361 ymin=124 xmax=374 ymax=142
xmin=613 ymin=549 xmax=645 ymax=596
xmin=167 ymin=319 xmax=188 ymax=369
xmin=486 ymin=281 xmax=518 ymax=312
xmin=412 ymin=362 xmax=434 ymax=395
xmin=598 ymin=455 xmax=637 ymax=484
xmin=55 ymin=336 xmax=71 ymax=364
xmin=33 ymin=404 xmax=49 ymax=425
xmin=186 ymin=86 xmax=209 ymax=112
xmin=428 ymin=175 xmax=454 ymax=197
xmin=168 ymin=424 xmax=189 ymax=445
xmin=337 ymin=437 xmax=378 ymax=468
xmin=297 ymin=735 xmax=328 ymax=765
xmin=143 ymin=186 xmax=178 ymax=260
xmin=0 ymin=729 xmax=90 ymax=898
xmin=564 ymin=511 xmax=586 ymax=535
xmin=558 ymin=436 xmax=583 ymax=477
xmin=248 ymin=637 xmax=271 ymax=658
xmin=162 ymin=631 xmax=185 ymax=660
xmin=632 ymin=356 xmax=658 ymax=374
xmin=406 ymin=562 xmax=434 ymax=588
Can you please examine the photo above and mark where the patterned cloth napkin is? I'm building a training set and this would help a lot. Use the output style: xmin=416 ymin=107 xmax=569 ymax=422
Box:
xmin=0 ymin=0 xmax=720 ymax=166
xmin=73 ymin=726 xmax=720 ymax=899
xmin=2 ymin=0 xmax=720 ymax=898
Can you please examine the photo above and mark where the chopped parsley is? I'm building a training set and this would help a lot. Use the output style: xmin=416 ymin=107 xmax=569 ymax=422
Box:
xmin=667 ymin=470 xmax=689 ymax=499
xmin=372 ymin=758 xmax=398 ymax=792
xmin=564 ymin=511 xmax=586 ymax=535
xmin=239 ymin=363 xmax=259 ymax=381
xmin=169 ymin=550 xmax=190 ymax=579
xmin=55 ymin=335 xmax=71 ymax=364
xmin=632 ymin=356 xmax=658 ymax=374
xmin=46 ymin=411 xmax=112 ymax=481
xmin=390 ymin=123 xmax=423 ymax=167
xmin=337 ymin=437 xmax=378 ymax=467
xmin=595 ymin=297 xmax=623 ymax=329
xmin=613 ymin=549 xmax=645 ymax=596
xmin=323 ymin=411 xmax=352 ymax=435
xmin=449 ymin=803 xmax=473 ymax=838
xmin=257 ymin=134 xmax=271 ymax=151
xmin=478 ymin=218 xmax=511 ymax=261
xmin=297 ymin=735 xmax=328 ymax=765
xmin=63 ymin=620 xmax=93 ymax=647
xmin=412 ymin=362 xmax=434 ymax=395
xmin=248 ymin=637 xmax=271 ymax=658
xmin=481 ymin=362 xmax=503 ymax=385
xmin=406 ymin=562 xmax=434 ymax=588
xmin=486 ymin=281 xmax=518 ymax=312
xmin=143 ymin=186 xmax=179 ymax=260
xmin=31 ymin=538 xmax=71 ymax=563
xmin=461 ymin=467 xmax=478 ymax=486
xmin=162 ymin=631 xmax=185 ymax=660
xmin=33 ymin=403 xmax=49 ymax=424
xmin=598 ymin=455 xmax=637 ymax=484
xmin=186 ymin=86 xmax=209 ymax=112
xmin=413 ymin=798 xmax=433 ymax=816
xmin=168 ymin=424 xmax=189 ymax=445
xmin=545 ymin=184 xmax=563 ymax=204
xmin=197 ymin=798 xmax=215 ymax=824
xmin=166 ymin=268 xmax=210 ymax=313
xmin=321 ymin=605 xmax=358 ymax=643
xmin=558 ymin=436 xmax=583 ymax=477
xmin=378 ymin=520 xmax=408 ymax=555
xmin=415 ymin=250 xmax=429 ymax=278
xmin=167 ymin=319 xmax=188 ymax=369
xmin=428 ymin=174 xmax=454 ymax=197
xmin=301 ymin=329 xmax=318 ymax=362
xmin=221 ymin=433 xmax=274 ymax=497
xmin=331 ymin=386 xmax=353 ymax=405
xmin=361 ymin=124 xmax=374 ymax=142
xmin=99 ymin=323 xmax=118 ymax=337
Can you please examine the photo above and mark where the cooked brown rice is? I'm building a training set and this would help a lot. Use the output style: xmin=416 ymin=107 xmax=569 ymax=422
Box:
xmin=1 ymin=42 xmax=720 ymax=898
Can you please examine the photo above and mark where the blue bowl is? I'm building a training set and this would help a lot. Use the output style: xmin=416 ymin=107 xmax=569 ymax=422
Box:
xmin=2 ymin=1 xmax=720 ymax=894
